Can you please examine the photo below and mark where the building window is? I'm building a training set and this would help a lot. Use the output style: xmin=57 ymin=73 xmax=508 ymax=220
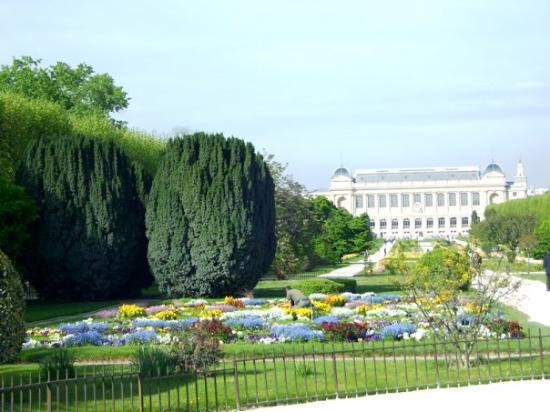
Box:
xmin=390 ymin=194 xmax=398 ymax=208
xmin=414 ymin=193 xmax=421 ymax=204
xmin=472 ymin=192 xmax=480 ymax=206
xmin=367 ymin=195 xmax=375 ymax=208
xmin=380 ymin=219 xmax=387 ymax=229
xmin=378 ymin=194 xmax=387 ymax=208
xmin=438 ymin=217 xmax=446 ymax=228
xmin=513 ymin=192 xmax=517 ymax=197
xmin=415 ymin=218 xmax=422 ymax=229
xmin=369 ymin=220 xmax=376 ymax=229
xmin=460 ymin=192 xmax=468 ymax=206
xmin=391 ymin=219 xmax=398 ymax=229
xmin=425 ymin=193 xmax=433 ymax=207
xmin=437 ymin=193 xmax=445 ymax=207
xmin=401 ymin=194 xmax=410 ymax=208
xmin=355 ymin=195 xmax=364 ymax=208
xmin=450 ymin=217 xmax=457 ymax=228
xmin=462 ymin=217 xmax=469 ymax=227
xmin=449 ymin=193 xmax=457 ymax=207
xmin=427 ymin=218 xmax=434 ymax=229
xmin=403 ymin=218 xmax=410 ymax=229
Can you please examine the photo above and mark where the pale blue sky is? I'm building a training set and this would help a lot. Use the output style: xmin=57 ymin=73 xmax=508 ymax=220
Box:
xmin=2 ymin=0 xmax=549 ymax=189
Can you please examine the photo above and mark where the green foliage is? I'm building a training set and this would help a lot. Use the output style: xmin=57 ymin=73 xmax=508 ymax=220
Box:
xmin=17 ymin=135 xmax=150 ymax=300
xmin=0 ymin=56 xmax=128 ymax=120
xmin=131 ymin=346 xmax=177 ymax=377
xmin=331 ymin=278 xmax=357 ymax=293
xmin=146 ymin=133 xmax=276 ymax=297
xmin=310 ymin=197 xmax=373 ymax=264
xmin=292 ymin=278 xmax=345 ymax=296
xmin=533 ymin=220 xmax=550 ymax=259
xmin=0 ymin=250 xmax=26 ymax=364
xmin=0 ymin=178 xmax=37 ymax=261
xmin=39 ymin=348 xmax=75 ymax=378
xmin=264 ymin=154 xmax=319 ymax=277
xmin=0 ymin=92 xmax=71 ymax=180
xmin=171 ymin=327 xmax=223 ymax=372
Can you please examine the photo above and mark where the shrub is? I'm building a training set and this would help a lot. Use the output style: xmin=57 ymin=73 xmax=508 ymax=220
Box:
xmin=39 ymin=348 xmax=75 ymax=378
xmin=131 ymin=346 xmax=177 ymax=377
xmin=146 ymin=133 xmax=276 ymax=297
xmin=196 ymin=319 xmax=233 ymax=342
xmin=171 ymin=327 xmax=223 ymax=372
xmin=17 ymin=135 xmax=150 ymax=300
xmin=292 ymin=279 xmax=345 ymax=296
xmin=0 ymin=250 xmax=26 ymax=363
xmin=332 ymin=278 xmax=357 ymax=293
xmin=119 ymin=304 xmax=146 ymax=318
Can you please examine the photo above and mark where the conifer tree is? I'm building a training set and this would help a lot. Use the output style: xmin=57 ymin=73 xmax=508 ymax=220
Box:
xmin=146 ymin=133 xmax=275 ymax=297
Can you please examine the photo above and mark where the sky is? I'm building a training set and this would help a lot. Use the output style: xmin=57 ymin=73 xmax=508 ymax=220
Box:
xmin=2 ymin=0 xmax=550 ymax=190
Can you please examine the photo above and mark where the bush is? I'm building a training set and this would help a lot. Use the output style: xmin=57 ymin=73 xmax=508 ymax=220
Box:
xmin=17 ymin=135 xmax=151 ymax=300
xmin=0 ymin=250 xmax=26 ymax=363
xmin=39 ymin=348 xmax=75 ymax=378
xmin=292 ymin=278 xmax=345 ymax=296
xmin=171 ymin=327 xmax=223 ymax=373
xmin=131 ymin=346 xmax=177 ymax=377
xmin=332 ymin=278 xmax=357 ymax=293
xmin=146 ymin=133 xmax=276 ymax=297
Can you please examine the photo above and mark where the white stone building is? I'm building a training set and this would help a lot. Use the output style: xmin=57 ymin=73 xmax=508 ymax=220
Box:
xmin=312 ymin=161 xmax=528 ymax=239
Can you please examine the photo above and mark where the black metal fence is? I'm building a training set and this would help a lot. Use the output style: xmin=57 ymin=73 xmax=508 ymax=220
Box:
xmin=2 ymin=331 xmax=549 ymax=412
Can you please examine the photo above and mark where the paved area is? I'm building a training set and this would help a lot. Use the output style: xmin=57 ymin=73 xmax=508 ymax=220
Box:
xmin=254 ymin=380 xmax=548 ymax=412
xmin=502 ymin=274 xmax=550 ymax=326
xmin=320 ymin=241 xmax=395 ymax=278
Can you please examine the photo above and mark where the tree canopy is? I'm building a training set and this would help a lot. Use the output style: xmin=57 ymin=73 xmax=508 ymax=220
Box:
xmin=0 ymin=57 xmax=128 ymax=121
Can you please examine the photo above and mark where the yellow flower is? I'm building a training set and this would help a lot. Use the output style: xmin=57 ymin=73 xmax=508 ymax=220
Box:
xmin=201 ymin=309 xmax=223 ymax=318
xmin=324 ymin=295 xmax=346 ymax=307
xmin=118 ymin=304 xmax=145 ymax=318
xmin=356 ymin=304 xmax=383 ymax=315
xmin=285 ymin=307 xmax=313 ymax=319
xmin=312 ymin=301 xmax=331 ymax=313
xmin=151 ymin=310 xmax=179 ymax=320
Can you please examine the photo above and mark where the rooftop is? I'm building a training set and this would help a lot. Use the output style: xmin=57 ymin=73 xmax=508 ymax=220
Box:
xmin=352 ymin=166 xmax=482 ymax=183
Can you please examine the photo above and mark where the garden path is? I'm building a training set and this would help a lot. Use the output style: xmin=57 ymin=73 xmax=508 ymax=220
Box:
xmin=320 ymin=241 xmax=395 ymax=279
xmin=253 ymin=380 xmax=548 ymax=412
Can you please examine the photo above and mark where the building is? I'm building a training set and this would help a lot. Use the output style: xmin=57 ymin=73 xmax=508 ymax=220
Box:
xmin=312 ymin=161 xmax=528 ymax=239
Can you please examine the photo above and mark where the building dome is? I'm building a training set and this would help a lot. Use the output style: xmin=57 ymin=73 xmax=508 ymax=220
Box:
xmin=483 ymin=163 xmax=504 ymax=176
xmin=332 ymin=167 xmax=351 ymax=179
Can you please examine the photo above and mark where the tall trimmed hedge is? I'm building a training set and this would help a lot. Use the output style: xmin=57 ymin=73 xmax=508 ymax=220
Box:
xmin=146 ymin=133 xmax=276 ymax=297
xmin=0 ymin=249 xmax=25 ymax=364
xmin=17 ymin=136 xmax=150 ymax=300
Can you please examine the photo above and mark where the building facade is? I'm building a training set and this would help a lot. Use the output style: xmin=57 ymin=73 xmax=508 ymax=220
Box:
xmin=312 ymin=161 xmax=528 ymax=239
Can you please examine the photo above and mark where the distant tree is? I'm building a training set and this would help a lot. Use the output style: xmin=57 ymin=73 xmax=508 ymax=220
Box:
xmin=0 ymin=178 xmax=37 ymax=262
xmin=264 ymin=154 xmax=318 ymax=278
xmin=0 ymin=57 xmax=128 ymax=121
xmin=0 ymin=250 xmax=25 ymax=364
xmin=17 ymin=135 xmax=150 ymax=300
xmin=533 ymin=220 xmax=550 ymax=259
xmin=146 ymin=133 xmax=276 ymax=297
xmin=471 ymin=210 xmax=480 ymax=225
xmin=518 ymin=233 xmax=538 ymax=275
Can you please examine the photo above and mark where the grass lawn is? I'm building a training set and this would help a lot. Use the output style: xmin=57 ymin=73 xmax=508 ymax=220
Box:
xmin=513 ymin=272 xmax=546 ymax=284
xmin=25 ymin=301 xmax=121 ymax=323
xmin=482 ymin=257 xmax=543 ymax=273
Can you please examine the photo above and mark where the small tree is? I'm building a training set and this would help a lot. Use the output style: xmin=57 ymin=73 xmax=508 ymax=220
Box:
xmin=518 ymin=233 xmax=537 ymax=275
xmin=402 ymin=246 xmax=520 ymax=366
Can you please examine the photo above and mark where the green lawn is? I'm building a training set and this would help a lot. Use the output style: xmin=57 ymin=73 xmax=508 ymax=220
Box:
xmin=25 ymin=301 xmax=120 ymax=323
xmin=482 ymin=257 xmax=543 ymax=273
xmin=513 ymin=272 xmax=546 ymax=284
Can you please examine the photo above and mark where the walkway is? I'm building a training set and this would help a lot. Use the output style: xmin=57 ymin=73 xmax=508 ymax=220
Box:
xmin=500 ymin=273 xmax=550 ymax=326
xmin=320 ymin=241 xmax=395 ymax=279
xmin=254 ymin=380 xmax=548 ymax=412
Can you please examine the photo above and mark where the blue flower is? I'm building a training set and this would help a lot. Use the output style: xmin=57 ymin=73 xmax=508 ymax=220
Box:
xmin=313 ymin=315 xmax=340 ymax=325
xmin=125 ymin=330 xmax=158 ymax=344
xmin=369 ymin=294 xmax=401 ymax=304
xmin=380 ymin=323 xmax=416 ymax=339
xmin=241 ymin=298 xmax=267 ymax=306
xmin=224 ymin=316 xmax=265 ymax=330
xmin=63 ymin=331 xmax=107 ymax=346
xmin=270 ymin=324 xmax=324 ymax=342
xmin=132 ymin=318 xmax=197 ymax=329
xmin=58 ymin=322 xmax=108 ymax=335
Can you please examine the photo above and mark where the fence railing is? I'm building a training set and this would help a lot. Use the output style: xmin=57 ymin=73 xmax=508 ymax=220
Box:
xmin=2 ymin=331 xmax=549 ymax=412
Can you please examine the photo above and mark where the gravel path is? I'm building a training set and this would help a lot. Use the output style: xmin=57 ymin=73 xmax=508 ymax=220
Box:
xmin=253 ymin=380 xmax=548 ymax=412
xmin=501 ymin=274 xmax=550 ymax=326
xmin=320 ymin=241 xmax=395 ymax=279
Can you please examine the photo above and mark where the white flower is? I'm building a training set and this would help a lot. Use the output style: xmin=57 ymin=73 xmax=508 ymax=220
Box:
xmin=309 ymin=293 xmax=327 ymax=301
xmin=330 ymin=307 xmax=354 ymax=317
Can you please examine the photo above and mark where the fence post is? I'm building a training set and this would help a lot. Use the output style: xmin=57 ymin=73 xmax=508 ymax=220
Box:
xmin=46 ymin=371 xmax=52 ymax=412
xmin=538 ymin=329 xmax=545 ymax=379
xmin=331 ymin=344 xmax=339 ymax=398
xmin=137 ymin=373 xmax=144 ymax=412
xmin=233 ymin=355 xmax=241 ymax=410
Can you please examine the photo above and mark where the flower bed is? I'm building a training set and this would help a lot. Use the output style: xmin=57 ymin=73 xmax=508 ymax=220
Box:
xmin=22 ymin=292 xmax=522 ymax=350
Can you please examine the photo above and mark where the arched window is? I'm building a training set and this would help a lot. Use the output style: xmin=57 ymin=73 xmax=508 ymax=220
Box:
xmin=462 ymin=217 xmax=469 ymax=227
xmin=403 ymin=218 xmax=410 ymax=229
xmin=438 ymin=217 xmax=446 ymax=228
xmin=337 ymin=196 xmax=346 ymax=208
xmin=391 ymin=219 xmax=398 ymax=230
xmin=450 ymin=217 xmax=457 ymax=228
xmin=380 ymin=219 xmax=387 ymax=229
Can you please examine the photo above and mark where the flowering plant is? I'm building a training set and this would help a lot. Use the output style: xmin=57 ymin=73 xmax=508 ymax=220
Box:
xmin=271 ymin=324 xmax=323 ymax=342
xmin=224 ymin=296 xmax=245 ymax=308
xmin=324 ymin=295 xmax=346 ymax=307
xmin=118 ymin=304 xmax=145 ymax=318
xmin=312 ymin=301 xmax=331 ymax=313
xmin=320 ymin=322 xmax=369 ymax=342
xmin=151 ymin=310 xmax=179 ymax=320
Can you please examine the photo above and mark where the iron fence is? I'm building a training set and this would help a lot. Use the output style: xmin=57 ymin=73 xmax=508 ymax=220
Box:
xmin=2 ymin=331 xmax=549 ymax=412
